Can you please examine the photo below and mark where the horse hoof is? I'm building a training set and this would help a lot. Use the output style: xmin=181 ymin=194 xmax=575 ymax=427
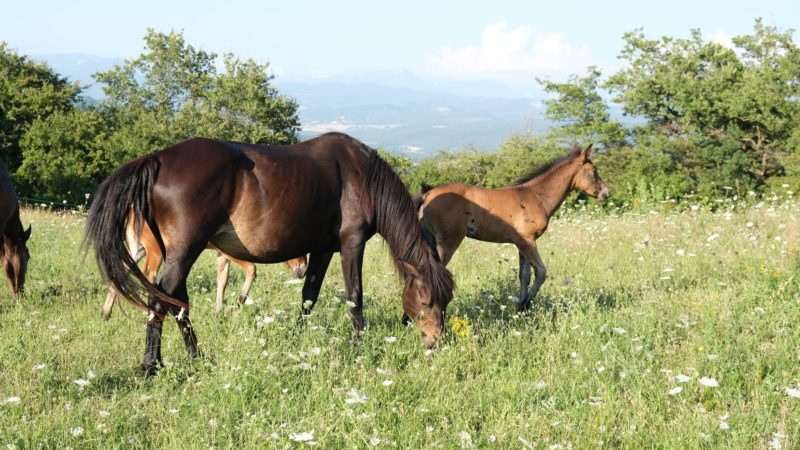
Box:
xmin=137 ymin=363 xmax=159 ymax=376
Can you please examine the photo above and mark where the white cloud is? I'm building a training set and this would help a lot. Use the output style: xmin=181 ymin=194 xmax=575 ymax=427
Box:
xmin=705 ymin=29 xmax=734 ymax=48
xmin=425 ymin=21 xmax=591 ymax=77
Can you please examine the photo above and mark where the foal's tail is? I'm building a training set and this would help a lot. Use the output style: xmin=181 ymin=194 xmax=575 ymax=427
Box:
xmin=412 ymin=182 xmax=434 ymax=215
xmin=83 ymin=156 xmax=184 ymax=314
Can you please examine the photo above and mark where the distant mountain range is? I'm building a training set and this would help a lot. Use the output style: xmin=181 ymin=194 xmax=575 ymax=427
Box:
xmin=36 ymin=53 xmax=553 ymax=157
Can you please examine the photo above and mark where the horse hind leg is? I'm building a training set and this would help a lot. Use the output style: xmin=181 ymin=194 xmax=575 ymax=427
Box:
xmin=518 ymin=249 xmax=532 ymax=307
xmin=298 ymin=252 xmax=333 ymax=320
xmin=215 ymin=253 xmax=230 ymax=314
xmin=101 ymin=286 xmax=117 ymax=321
xmin=140 ymin=246 xmax=203 ymax=374
xmin=235 ymin=260 xmax=256 ymax=305
xmin=102 ymin=226 xmax=148 ymax=321
xmin=516 ymin=240 xmax=547 ymax=312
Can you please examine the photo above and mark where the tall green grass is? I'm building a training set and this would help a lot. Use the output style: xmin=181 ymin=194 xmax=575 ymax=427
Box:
xmin=0 ymin=200 xmax=798 ymax=448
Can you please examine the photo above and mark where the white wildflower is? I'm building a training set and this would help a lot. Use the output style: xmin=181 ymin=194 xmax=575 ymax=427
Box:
xmin=784 ymin=387 xmax=800 ymax=399
xmin=699 ymin=377 xmax=719 ymax=388
xmin=769 ymin=432 xmax=786 ymax=449
xmin=345 ymin=388 xmax=369 ymax=404
xmin=70 ymin=427 xmax=84 ymax=437
xmin=707 ymin=234 xmax=720 ymax=242
xmin=3 ymin=397 xmax=20 ymax=405
xmin=74 ymin=379 xmax=90 ymax=388
xmin=612 ymin=327 xmax=627 ymax=334
xmin=98 ymin=410 xmax=110 ymax=418
xmin=33 ymin=364 xmax=46 ymax=371
xmin=382 ymin=380 xmax=394 ymax=387
xmin=457 ymin=430 xmax=473 ymax=448
xmin=668 ymin=386 xmax=683 ymax=396
xmin=676 ymin=374 xmax=692 ymax=383
xmin=289 ymin=431 xmax=315 ymax=442
xmin=384 ymin=336 xmax=397 ymax=343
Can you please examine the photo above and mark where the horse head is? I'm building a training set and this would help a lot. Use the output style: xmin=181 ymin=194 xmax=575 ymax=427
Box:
xmin=3 ymin=224 xmax=31 ymax=296
xmin=399 ymin=260 xmax=454 ymax=348
xmin=572 ymin=144 xmax=609 ymax=201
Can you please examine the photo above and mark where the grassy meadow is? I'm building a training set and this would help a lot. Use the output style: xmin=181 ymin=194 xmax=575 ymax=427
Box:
xmin=1 ymin=197 xmax=799 ymax=448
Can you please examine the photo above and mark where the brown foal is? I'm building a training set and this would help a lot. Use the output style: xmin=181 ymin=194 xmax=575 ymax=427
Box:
xmin=418 ymin=144 xmax=609 ymax=311
xmin=101 ymin=215 xmax=308 ymax=320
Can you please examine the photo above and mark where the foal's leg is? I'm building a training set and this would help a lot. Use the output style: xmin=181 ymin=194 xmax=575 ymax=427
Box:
xmin=340 ymin=243 xmax=367 ymax=332
xmin=234 ymin=260 xmax=256 ymax=305
xmin=518 ymin=249 xmax=532 ymax=306
xmin=298 ymin=252 xmax=333 ymax=317
xmin=516 ymin=240 xmax=547 ymax=312
xmin=102 ymin=230 xmax=147 ymax=321
xmin=101 ymin=287 xmax=117 ymax=321
xmin=214 ymin=253 xmax=230 ymax=314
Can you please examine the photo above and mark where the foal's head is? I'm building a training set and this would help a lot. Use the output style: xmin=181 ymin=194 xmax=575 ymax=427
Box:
xmin=571 ymin=144 xmax=609 ymax=201
xmin=399 ymin=260 xmax=454 ymax=348
xmin=3 ymin=225 xmax=31 ymax=295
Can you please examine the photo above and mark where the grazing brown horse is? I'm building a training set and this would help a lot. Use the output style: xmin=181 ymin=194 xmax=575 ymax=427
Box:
xmin=418 ymin=144 xmax=608 ymax=311
xmin=85 ymin=133 xmax=453 ymax=373
xmin=101 ymin=215 xmax=308 ymax=320
xmin=0 ymin=163 xmax=31 ymax=296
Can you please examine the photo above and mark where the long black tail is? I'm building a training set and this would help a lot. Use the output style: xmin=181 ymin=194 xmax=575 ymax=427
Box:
xmin=83 ymin=156 xmax=185 ymax=313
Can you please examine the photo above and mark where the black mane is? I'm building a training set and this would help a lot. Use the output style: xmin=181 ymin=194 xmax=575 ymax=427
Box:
xmin=513 ymin=147 xmax=582 ymax=185
xmin=363 ymin=147 xmax=454 ymax=304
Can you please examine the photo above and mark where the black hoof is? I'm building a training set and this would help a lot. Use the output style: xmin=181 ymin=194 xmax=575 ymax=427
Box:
xmin=400 ymin=314 xmax=412 ymax=326
xmin=137 ymin=363 xmax=159 ymax=376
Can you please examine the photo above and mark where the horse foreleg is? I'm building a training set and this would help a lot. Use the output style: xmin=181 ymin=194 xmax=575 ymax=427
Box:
xmin=340 ymin=243 xmax=367 ymax=333
xmin=517 ymin=240 xmax=547 ymax=312
xmin=214 ymin=253 xmax=230 ymax=314
xmin=298 ymin=252 xmax=333 ymax=319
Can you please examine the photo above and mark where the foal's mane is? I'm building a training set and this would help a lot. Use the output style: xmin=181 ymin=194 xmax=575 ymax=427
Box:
xmin=363 ymin=146 xmax=454 ymax=301
xmin=513 ymin=147 xmax=582 ymax=185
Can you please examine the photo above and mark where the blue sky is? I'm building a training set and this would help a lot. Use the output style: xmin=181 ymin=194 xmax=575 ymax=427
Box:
xmin=2 ymin=0 xmax=798 ymax=84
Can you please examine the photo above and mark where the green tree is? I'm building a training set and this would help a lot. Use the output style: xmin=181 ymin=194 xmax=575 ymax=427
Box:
xmin=0 ymin=43 xmax=81 ymax=171
xmin=538 ymin=66 xmax=627 ymax=150
xmin=93 ymin=29 xmax=300 ymax=160
xmin=605 ymin=20 xmax=800 ymax=194
xmin=17 ymin=109 xmax=111 ymax=202
xmin=17 ymin=30 xmax=301 ymax=201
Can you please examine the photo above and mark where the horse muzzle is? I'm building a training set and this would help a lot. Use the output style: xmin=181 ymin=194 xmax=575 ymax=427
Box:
xmin=596 ymin=185 xmax=610 ymax=202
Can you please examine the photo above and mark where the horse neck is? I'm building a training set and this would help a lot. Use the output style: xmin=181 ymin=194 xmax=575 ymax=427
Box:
xmin=365 ymin=151 xmax=436 ymax=272
xmin=518 ymin=160 xmax=579 ymax=218
xmin=3 ymin=207 xmax=23 ymax=242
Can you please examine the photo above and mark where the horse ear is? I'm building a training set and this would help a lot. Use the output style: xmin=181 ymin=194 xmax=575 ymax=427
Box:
xmin=399 ymin=260 xmax=421 ymax=279
xmin=581 ymin=144 xmax=594 ymax=160
xmin=23 ymin=225 xmax=31 ymax=241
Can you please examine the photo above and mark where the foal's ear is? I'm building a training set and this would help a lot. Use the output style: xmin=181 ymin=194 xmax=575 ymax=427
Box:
xmin=580 ymin=143 xmax=594 ymax=160
xmin=399 ymin=260 xmax=422 ymax=279
xmin=23 ymin=225 xmax=31 ymax=241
